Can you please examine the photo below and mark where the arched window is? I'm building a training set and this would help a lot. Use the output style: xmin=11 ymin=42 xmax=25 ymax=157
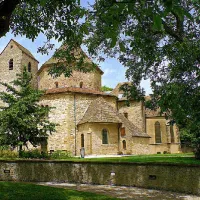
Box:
xmin=9 ymin=59 xmax=13 ymax=70
xmin=81 ymin=134 xmax=84 ymax=147
xmin=55 ymin=82 xmax=58 ymax=88
xmin=170 ymin=125 xmax=175 ymax=143
xmin=102 ymin=129 xmax=108 ymax=144
xmin=80 ymin=82 xmax=83 ymax=88
xmin=155 ymin=121 xmax=161 ymax=143
xmin=28 ymin=62 xmax=31 ymax=72
xmin=122 ymin=140 xmax=126 ymax=150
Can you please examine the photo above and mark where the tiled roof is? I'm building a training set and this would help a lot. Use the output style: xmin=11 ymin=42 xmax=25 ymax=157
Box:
xmin=12 ymin=40 xmax=39 ymax=63
xmin=45 ymin=87 xmax=115 ymax=96
xmin=78 ymin=97 xmax=122 ymax=124
xmin=38 ymin=45 xmax=103 ymax=75
xmin=111 ymin=82 xmax=131 ymax=97
xmin=118 ymin=114 xmax=150 ymax=138
xmin=78 ymin=97 xmax=150 ymax=138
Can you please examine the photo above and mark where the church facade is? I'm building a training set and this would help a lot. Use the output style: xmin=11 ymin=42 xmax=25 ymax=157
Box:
xmin=0 ymin=39 xmax=181 ymax=155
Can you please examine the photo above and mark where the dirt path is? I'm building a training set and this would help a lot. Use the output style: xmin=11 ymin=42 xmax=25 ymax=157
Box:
xmin=37 ymin=182 xmax=200 ymax=200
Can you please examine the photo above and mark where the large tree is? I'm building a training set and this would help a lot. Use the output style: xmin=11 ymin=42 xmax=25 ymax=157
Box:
xmin=0 ymin=67 xmax=56 ymax=153
xmin=0 ymin=0 xmax=200 ymax=157
xmin=80 ymin=0 xmax=200 ymax=157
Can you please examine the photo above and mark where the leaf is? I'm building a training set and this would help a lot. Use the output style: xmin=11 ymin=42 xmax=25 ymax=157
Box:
xmin=40 ymin=0 xmax=47 ymax=6
xmin=110 ymin=37 xmax=117 ymax=48
xmin=153 ymin=14 xmax=162 ymax=30
xmin=119 ymin=42 xmax=126 ymax=52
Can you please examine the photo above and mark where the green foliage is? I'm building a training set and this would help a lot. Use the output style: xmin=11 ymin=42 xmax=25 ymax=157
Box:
xmin=0 ymin=150 xmax=18 ymax=158
xmin=19 ymin=149 xmax=49 ymax=159
xmin=0 ymin=182 xmax=118 ymax=200
xmin=101 ymin=85 xmax=113 ymax=92
xmin=0 ymin=67 xmax=57 ymax=152
xmin=1 ymin=1 xmax=200 ymax=158
xmin=50 ymin=150 xmax=72 ymax=159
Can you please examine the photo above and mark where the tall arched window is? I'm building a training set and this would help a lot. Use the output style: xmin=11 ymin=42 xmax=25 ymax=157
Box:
xmin=102 ymin=129 xmax=108 ymax=144
xmin=28 ymin=62 xmax=31 ymax=72
xmin=170 ymin=125 xmax=175 ymax=143
xmin=122 ymin=140 xmax=126 ymax=150
xmin=155 ymin=121 xmax=161 ymax=143
xmin=9 ymin=59 xmax=13 ymax=70
xmin=81 ymin=134 xmax=84 ymax=147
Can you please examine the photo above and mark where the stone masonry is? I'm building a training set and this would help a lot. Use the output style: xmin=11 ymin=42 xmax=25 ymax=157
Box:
xmin=0 ymin=39 xmax=181 ymax=155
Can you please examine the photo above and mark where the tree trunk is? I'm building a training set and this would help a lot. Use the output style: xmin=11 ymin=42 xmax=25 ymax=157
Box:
xmin=0 ymin=0 xmax=20 ymax=37
xmin=19 ymin=144 xmax=23 ymax=157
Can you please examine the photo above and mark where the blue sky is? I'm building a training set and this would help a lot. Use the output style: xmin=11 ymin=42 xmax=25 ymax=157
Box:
xmin=0 ymin=0 xmax=152 ymax=94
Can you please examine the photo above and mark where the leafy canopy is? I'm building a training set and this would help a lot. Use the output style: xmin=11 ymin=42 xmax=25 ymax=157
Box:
xmin=0 ymin=67 xmax=56 ymax=149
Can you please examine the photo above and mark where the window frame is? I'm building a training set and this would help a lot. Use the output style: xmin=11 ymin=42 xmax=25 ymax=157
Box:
xmin=28 ymin=62 xmax=31 ymax=72
xmin=9 ymin=59 xmax=13 ymax=70
xmin=102 ymin=128 xmax=109 ymax=144
xmin=155 ymin=121 xmax=162 ymax=143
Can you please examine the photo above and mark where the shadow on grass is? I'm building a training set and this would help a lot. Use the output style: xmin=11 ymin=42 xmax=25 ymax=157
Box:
xmin=0 ymin=182 xmax=118 ymax=200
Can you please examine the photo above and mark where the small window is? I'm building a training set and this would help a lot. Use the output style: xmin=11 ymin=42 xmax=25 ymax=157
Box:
xmin=122 ymin=140 xmax=126 ymax=150
xmin=124 ymin=112 xmax=128 ymax=118
xmin=81 ymin=134 xmax=84 ymax=148
xmin=28 ymin=62 xmax=31 ymax=72
xmin=9 ymin=59 xmax=13 ymax=70
xmin=10 ymin=45 xmax=13 ymax=49
xmin=102 ymin=129 xmax=108 ymax=144
xmin=120 ymin=127 xmax=126 ymax=137
xmin=155 ymin=121 xmax=161 ymax=143
xmin=80 ymin=82 xmax=83 ymax=88
xmin=55 ymin=82 xmax=58 ymax=88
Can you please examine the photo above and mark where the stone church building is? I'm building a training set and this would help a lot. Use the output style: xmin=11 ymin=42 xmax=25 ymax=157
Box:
xmin=0 ymin=39 xmax=181 ymax=155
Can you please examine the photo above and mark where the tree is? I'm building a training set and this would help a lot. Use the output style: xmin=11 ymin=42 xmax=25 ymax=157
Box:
xmin=80 ymin=0 xmax=199 ymax=158
xmin=101 ymin=85 xmax=113 ymax=92
xmin=0 ymin=1 xmax=200 ymax=157
xmin=0 ymin=67 xmax=56 ymax=154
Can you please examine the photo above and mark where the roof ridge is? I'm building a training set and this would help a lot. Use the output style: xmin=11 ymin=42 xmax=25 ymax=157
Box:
xmin=11 ymin=39 xmax=39 ymax=63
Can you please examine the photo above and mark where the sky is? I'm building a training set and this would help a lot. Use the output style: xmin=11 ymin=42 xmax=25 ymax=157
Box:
xmin=0 ymin=0 xmax=152 ymax=94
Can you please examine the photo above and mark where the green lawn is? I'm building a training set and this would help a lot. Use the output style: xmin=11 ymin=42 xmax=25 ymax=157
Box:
xmin=0 ymin=182 xmax=118 ymax=200
xmin=66 ymin=152 xmax=200 ymax=165
xmin=1 ymin=152 xmax=200 ymax=165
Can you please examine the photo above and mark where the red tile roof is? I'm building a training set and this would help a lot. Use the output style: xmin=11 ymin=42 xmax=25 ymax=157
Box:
xmin=45 ymin=87 xmax=116 ymax=96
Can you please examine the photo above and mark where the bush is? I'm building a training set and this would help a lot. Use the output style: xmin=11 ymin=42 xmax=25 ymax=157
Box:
xmin=19 ymin=149 xmax=49 ymax=159
xmin=50 ymin=150 xmax=72 ymax=159
xmin=0 ymin=150 xmax=18 ymax=158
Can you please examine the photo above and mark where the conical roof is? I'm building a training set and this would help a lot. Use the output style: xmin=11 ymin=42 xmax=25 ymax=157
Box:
xmin=78 ymin=97 xmax=122 ymax=124
xmin=78 ymin=97 xmax=150 ymax=138
xmin=38 ymin=45 xmax=103 ymax=74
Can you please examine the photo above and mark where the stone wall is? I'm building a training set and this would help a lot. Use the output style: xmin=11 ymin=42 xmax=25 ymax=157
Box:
xmin=0 ymin=160 xmax=200 ymax=195
xmin=40 ymin=93 xmax=117 ymax=155
xmin=146 ymin=117 xmax=181 ymax=154
xmin=0 ymin=40 xmax=22 ymax=94
xmin=118 ymin=100 xmax=145 ymax=132
xmin=21 ymin=53 xmax=38 ymax=89
xmin=38 ymin=66 xmax=102 ymax=91
xmin=77 ymin=123 xmax=119 ymax=155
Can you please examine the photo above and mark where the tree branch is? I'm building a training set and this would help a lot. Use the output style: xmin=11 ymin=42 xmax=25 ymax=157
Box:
xmin=0 ymin=0 xmax=20 ymax=37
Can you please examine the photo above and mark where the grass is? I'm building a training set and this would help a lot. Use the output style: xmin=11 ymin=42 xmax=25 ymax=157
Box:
xmin=66 ymin=152 xmax=200 ymax=165
xmin=0 ymin=182 xmax=118 ymax=200
xmin=1 ymin=152 xmax=200 ymax=165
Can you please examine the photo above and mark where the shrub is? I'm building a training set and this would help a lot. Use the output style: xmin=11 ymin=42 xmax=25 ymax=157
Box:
xmin=0 ymin=150 xmax=18 ymax=158
xmin=50 ymin=150 xmax=72 ymax=159
xmin=19 ymin=149 xmax=49 ymax=159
